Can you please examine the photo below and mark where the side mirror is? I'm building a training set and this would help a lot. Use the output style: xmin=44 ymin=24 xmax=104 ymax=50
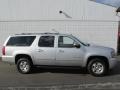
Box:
xmin=74 ymin=43 xmax=80 ymax=48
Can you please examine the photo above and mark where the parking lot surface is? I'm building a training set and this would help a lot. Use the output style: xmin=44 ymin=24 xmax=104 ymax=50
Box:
xmin=1 ymin=57 xmax=120 ymax=89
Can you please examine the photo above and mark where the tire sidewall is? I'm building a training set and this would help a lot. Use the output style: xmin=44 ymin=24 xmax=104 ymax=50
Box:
xmin=87 ymin=58 xmax=108 ymax=77
xmin=17 ymin=58 xmax=31 ymax=74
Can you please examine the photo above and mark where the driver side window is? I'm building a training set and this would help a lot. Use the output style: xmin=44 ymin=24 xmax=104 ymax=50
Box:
xmin=58 ymin=36 xmax=75 ymax=48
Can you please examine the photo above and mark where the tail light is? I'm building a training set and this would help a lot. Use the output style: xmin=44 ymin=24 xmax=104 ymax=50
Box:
xmin=2 ymin=46 xmax=5 ymax=55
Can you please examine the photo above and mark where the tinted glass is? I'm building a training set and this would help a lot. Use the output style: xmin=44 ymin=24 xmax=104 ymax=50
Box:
xmin=7 ymin=36 xmax=36 ymax=46
xmin=38 ymin=36 xmax=54 ymax=47
xmin=58 ymin=36 xmax=74 ymax=48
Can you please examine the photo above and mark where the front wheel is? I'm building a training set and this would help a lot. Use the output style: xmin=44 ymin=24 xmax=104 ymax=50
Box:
xmin=87 ymin=58 xmax=108 ymax=77
xmin=17 ymin=58 xmax=32 ymax=74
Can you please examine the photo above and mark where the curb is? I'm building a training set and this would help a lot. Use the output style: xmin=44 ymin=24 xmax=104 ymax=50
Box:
xmin=1 ymin=82 xmax=120 ymax=90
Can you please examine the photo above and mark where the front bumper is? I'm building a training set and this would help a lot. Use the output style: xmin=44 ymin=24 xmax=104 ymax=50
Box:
xmin=109 ymin=57 xmax=117 ymax=69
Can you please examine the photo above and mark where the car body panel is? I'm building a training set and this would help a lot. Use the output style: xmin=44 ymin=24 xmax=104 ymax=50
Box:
xmin=2 ymin=33 xmax=117 ymax=70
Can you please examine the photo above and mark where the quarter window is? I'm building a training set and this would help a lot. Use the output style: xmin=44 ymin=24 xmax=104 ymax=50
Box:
xmin=38 ymin=36 xmax=54 ymax=47
xmin=7 ymin=36 xmax=36 ymax=46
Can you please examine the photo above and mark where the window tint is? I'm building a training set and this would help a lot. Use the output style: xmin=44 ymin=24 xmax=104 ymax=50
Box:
xmin=38 ymin=36 xmax=54 ymax=47
xmin=58 ymin=36 xmax=74 ymax=48
xmin=7 ymin=36 xmax=36 ymax=46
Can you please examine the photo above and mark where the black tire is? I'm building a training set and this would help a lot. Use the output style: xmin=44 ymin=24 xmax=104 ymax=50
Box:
xmin=87 ymin=58 xmax=108 ymax=77
xmin=17 ymin=58 xmax=32 ymax=74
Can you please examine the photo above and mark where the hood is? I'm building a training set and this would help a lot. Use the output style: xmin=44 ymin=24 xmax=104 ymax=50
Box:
xmin=85 ymin=44 xmax=114 ymax=53
xmin=91 ymin=44 xmax=113 ymax=50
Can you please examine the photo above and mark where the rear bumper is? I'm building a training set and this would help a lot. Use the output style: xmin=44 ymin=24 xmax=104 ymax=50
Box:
xmin=2 ymin=56 xmax=15 ymax=64
xmin=109 ymin=57 xmax=117 ymax=69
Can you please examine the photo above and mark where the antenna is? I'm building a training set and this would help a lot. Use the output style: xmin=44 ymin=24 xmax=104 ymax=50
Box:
xmin=52 ymin=29 xmax=59 ymax=33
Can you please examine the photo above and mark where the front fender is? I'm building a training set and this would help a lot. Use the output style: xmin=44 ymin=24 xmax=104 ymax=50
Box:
xmin=82 ymin=53 xmax=109 ymax=67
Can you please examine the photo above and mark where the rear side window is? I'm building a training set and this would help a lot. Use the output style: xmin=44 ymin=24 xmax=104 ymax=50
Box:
xmin=38 ymin=36 xmax=54 ymax=47
xmin=6 ymin=36 xmax=36 ymax=46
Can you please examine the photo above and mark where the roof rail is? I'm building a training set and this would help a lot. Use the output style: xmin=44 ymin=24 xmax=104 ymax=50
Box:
xmin=15 ymin=32 xmax=59 ymax=35
xmin=15 ymin=33 xmax=41 ymax=35
xmin=43 ymin=32 xmax=59 ymax=34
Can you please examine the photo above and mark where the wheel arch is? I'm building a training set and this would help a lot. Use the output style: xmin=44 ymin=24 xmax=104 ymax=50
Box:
xmin=86 ymin=56 xmax=109 ymax=69
xmin=15 ymin=54 xmax=33 ymax=65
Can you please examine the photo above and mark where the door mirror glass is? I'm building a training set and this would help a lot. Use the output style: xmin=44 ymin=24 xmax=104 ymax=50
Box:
xmin=73 ymin=43 xmax=80 ymax=48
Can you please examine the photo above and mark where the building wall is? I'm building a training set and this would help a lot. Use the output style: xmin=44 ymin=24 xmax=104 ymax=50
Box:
xmin=0 ymin=0 xmax=119 ymax=56
xmin=0 ymin=0 xmax=118 ymax=21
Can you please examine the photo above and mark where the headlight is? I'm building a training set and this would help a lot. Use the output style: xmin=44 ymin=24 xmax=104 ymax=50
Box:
xmin=111 ymin=51 xmax=115 ymax=58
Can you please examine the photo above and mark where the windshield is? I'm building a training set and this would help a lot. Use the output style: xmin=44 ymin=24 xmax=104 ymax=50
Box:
xmin=72 ymin=36 xmax=89 ymax=46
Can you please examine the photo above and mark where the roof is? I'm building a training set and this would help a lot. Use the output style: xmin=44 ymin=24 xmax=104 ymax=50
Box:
xmin=91 ymin=0 xmax=120 ymax=8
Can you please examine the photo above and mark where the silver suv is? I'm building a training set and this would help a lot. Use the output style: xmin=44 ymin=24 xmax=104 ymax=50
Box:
xmin=2 ymin=33 xmax=117 ymax=76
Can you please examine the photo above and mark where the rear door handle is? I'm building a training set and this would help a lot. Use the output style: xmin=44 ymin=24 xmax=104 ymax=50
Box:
xmin=37 ymin=49 xmax=44 ymax=52
xmin=59 ymin=50 xmax=64 ymax=53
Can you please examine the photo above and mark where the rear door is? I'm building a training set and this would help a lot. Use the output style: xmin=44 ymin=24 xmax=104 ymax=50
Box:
xmin=33 ymin=35 xmax=56 ymax=65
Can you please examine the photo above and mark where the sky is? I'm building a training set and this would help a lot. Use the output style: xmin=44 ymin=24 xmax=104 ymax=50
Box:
xmin=91 ymin=0 xmax=120 ymax=8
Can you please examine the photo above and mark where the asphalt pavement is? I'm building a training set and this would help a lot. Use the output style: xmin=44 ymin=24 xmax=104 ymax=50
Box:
xmin=1 ymin=57 xmax=120 ymax=89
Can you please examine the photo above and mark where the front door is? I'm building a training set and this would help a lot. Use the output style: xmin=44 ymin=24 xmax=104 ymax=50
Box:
xmin=56 ymin=36 xmax=84 ymax=66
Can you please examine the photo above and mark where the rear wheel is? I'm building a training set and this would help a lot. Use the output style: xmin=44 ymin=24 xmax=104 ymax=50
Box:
xmin=87 ymin=58 xmax=108 ymax=77
xmin=17 ymin=58 xmax=32 ymax=74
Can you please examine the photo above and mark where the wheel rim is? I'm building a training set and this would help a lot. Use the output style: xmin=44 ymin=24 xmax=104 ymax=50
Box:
xmin=19 ymin=61 xmax=30 ymax=73
xmin=92 ymin=62 xmax=104 ymax=74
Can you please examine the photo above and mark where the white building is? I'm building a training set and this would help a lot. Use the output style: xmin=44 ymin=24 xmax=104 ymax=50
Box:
xmin=0 ymin=0 xmax=119 ymax=56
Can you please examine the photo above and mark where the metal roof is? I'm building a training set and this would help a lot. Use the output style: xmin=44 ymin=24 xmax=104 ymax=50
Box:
xmin=116 ymin=7 xmax=120 ymax=12
xmin=90 ymin=0 xmax=120 ymax=8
